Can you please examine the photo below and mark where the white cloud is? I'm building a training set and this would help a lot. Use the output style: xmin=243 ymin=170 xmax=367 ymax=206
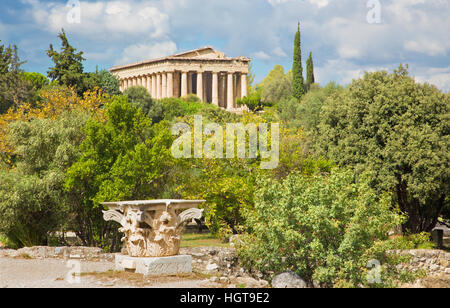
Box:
xmin=404 ymin=40 xmax=446 ymax=56
xmin=308 ymin=0 xmax=330 ymax=9
xmin=14 ymin=0 xmax=450 ymax=91
xmin=414 ymin=66 xmax=450 ymax=91
xmin=252 ymin=51 xmax=271 ymax=61
xmin=117 ymin=41 xmax=177 ymax=65
xmin=273 ymin=46 xmax=288 ymax=57
xmin=24 ymin=0 xmax=170 ymax=41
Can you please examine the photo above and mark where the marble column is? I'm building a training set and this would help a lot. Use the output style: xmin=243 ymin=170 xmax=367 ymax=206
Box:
xmin=142 ymin=76 xmax=147 ymax=89
xmin=187 ymin=73 xmax=192 ymax=95
xmin=146 ymin=75 xmax=151 ymax=94
xmin=241 ymin=73 xmax=247 ymax=98
xmin=156 ymin=73 xmax=161 ymax=99
xmin=197 ymin=72 xmax=204 ymax=102
xmin=181 ymin=72 xmax=188 ymax=97
xmin=132 ymin=77 xmax=137 ymax=87
xmin=151 ymin=74 xmax=156 ymax=98
xmin=162 ymin=73 xmax=167 ymax=99
xmin=227 ymin=72 xmax=234 ymax=110
xmin=167 ymin=72 xmax=173 ymax=98
xmin=212 ymin=72 xmax=219 ymax=106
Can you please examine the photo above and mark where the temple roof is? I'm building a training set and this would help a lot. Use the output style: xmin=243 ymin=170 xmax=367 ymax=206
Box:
xmin=110 ymin=47 xmax=250 ymax=71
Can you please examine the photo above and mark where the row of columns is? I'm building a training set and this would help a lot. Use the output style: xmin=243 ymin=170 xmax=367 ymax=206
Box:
xmin=120 ymin=71 xmax=248 ymax=110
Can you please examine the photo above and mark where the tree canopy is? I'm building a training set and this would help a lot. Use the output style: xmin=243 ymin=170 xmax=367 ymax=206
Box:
xmin=315 ymin=65 xmax=449 ymax=233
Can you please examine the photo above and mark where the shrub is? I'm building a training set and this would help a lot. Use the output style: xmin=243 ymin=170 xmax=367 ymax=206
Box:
xmin=0 ymin=112 xmax=89 ymax=247
xmin=315 ymin=65 xmax=449 ymax=233
xmin=239 ymin=169 xmax=414 ymax=288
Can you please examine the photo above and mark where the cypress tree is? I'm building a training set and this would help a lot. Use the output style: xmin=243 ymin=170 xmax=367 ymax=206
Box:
xmin=292 ymin=22 xmax=304 ymax=100
xmin=306 ymin=51 xmax=315 ymax=91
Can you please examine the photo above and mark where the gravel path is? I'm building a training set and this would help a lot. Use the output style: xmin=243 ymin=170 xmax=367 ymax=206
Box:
xmin=0 ymin=257 xmax=210 ymax=288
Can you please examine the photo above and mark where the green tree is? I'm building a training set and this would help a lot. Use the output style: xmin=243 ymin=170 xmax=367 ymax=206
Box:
xmin=237 ymin=92 xmax=265 ymax=112
xmin=83 ymin=69 xmax=121 ymax=97
xmin=258 ymin=65 xmax=292 ymax=104
xmin=0 ymin=112 xmax=89 ymax=247
xmin=239 ymin=169 xmax=415 ymax=288
xmin=316 ymin=65 xmax=449 ymax=233
xmin=0 ymin=43 xmax=33 ymax=113
xmin=292 ymin=22 xmax=305 ymax=100
xmin=47 ymin=29 xmax=86 ymax=96
xmin=305 ymin=51 xmax=315 ymax=91
xmin=65 ymin=96 xmax=176 ymax=248
xmin=123 ymin=85 xmax=154 ymax=115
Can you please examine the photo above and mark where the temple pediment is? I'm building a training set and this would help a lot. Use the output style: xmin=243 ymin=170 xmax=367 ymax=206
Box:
xmin=170 ymin=47 xmax=226 ymax=60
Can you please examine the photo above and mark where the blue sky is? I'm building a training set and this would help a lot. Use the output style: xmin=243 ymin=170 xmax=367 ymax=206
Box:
xmin=0 ymin=0 xmax=449 ymax=91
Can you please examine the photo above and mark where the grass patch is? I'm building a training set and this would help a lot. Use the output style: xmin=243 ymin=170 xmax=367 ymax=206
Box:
xmin=181 ymin=233 xmax=230 ymax=248
xmin=14 ymin=253 xmax=32 ymax=259
xmin=80 ymin=270 xmax=208 ymax=287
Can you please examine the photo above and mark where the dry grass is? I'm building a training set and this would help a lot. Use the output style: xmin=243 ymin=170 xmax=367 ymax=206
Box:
xmin=79 ymin=270 xmax=211 ymax=287
xmin=180 ymin=233 xmax=230 ymax=248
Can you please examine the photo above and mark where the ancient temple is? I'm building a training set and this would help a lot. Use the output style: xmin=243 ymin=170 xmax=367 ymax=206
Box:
xmin=109 ymin=47 xmax=251 ymax=111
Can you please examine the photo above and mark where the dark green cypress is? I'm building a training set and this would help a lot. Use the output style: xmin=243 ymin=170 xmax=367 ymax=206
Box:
xmin=292 ymin=22 xmax=304 ymax=100
xmin=306 ymin=51 xmax=315 ymax=91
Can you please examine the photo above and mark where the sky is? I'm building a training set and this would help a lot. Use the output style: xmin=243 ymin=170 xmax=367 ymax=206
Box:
xmin=0 ymin=0 xmax=449 ymax=91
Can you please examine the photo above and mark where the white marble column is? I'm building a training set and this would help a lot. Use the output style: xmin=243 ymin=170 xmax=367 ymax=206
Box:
xmin=212 ymin=72 xmax=219 ymax=106
xmin=162 ymin=73 xmax=167 ymax=99
xmin=156 ymin=73 xmax=161 ymax=99
xmin=181 ymin=72 xmax=188 ymax=97
xmin=167 ymin=72 xmax=173 ymax=98
xmin=142 ymin=76 xmax=147 ymax=89
xmin=132 ymin=77 xmax=137 ymax=87
xmin=151 ymin=74 xmax=156 ymax=98
xmin=146 ymin=75 xmax=151 ymax=94
xmin=227 ymin=72 xmax=234 ymax=110
xmin=241 ymin=73 xmax=247 ymax=98
xmin=197 ymin=72 xmax=204 ymax=102
xmin=187 ymin=73 xmax=192 ymax=95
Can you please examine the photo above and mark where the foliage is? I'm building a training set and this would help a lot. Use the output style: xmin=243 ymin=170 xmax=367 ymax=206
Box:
xmin=278 ymin=82 xmax=343 ymax=133
xmin=95 ymin=69 xmax=121 ymax=96
xmin=0 ymin=112 xmax=89 ymax=247
xmin=274 ymin=126 xmax=333 ymax=179
xmin=0 ymin=86 xmax=107 ymax=166
xmin=123 ymin=86 xmax=154 ymax=115
xmin=292 ymin=23 xmax=305 ymax=100
xmin=0 ymin=43 xmax=34 ymax=114
xmin=46 ymin=29 xmax=87 ymax=96
xmin=182 ymin=93 xmax=201 ymax=103
xmin=237 ymin=92 xmax=266 ymax=112
xmin=22 ymin=72 xmax=50 ymax=92
xmin=179 ymin=158 xmax=255 ymax=239
xmin=258 ymin=65 xmax=292 ymax=104
xmin=305 ymin=51 xmax=315 ymax=92
xmin=239 ymin=169 xmax=415 ymax=288
xmin=64 ymin=96 xmax=176 ymax=248
xmin=315 ymin=65 xmax=449 ymax=233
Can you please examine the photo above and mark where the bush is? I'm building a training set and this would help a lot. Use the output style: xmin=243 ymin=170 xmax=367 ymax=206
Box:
xmin=239 ymin=169 xmax=414 ymax=288
xmin=0 ymin=112 xmax=89 ymax=247
xmin=315 ymin=65 xmax=449 ymax=233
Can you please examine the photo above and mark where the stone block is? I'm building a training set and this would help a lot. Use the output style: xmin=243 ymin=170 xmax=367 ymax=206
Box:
xmin=115 ymin=254 xmax=192 ymax=276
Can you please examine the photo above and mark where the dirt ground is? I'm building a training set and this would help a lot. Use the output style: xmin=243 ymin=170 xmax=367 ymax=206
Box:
xmin=0 ymin=257 xmax=219 ymax=288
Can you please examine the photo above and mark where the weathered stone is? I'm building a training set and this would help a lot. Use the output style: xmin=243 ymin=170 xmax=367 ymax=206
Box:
xmin=102 ymin=200 xmax=204 ymax=258
xmin=205 ymin=263 xmax=219 ymax=271
xmin=110 ymin=47 xmax=250 ymax=112
xmin=272 ymin=271 xmax=308 ymax=288
xmin=115 ymin=254 xmax=192 ymax=276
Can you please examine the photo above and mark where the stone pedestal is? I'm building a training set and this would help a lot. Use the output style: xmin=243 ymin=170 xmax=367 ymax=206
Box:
xmin=115 ymin=254 xmax=192 ymax=276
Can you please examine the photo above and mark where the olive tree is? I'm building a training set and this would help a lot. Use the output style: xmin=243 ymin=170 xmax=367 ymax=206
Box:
xmin=315 ymin=65 xmax=449 ymax=233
